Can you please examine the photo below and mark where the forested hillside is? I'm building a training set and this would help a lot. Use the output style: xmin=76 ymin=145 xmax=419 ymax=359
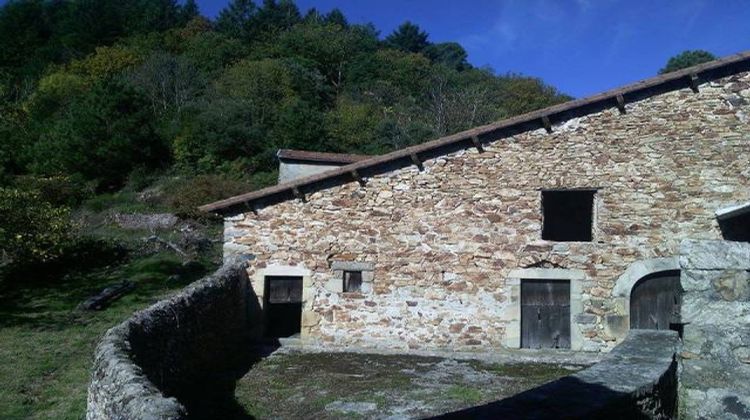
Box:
xmin=0 ymin=0 xmax=571 ymax=277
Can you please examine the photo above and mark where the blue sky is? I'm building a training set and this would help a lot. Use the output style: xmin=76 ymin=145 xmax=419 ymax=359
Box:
xmin=195 ymin=0 xmax=750 ymax=98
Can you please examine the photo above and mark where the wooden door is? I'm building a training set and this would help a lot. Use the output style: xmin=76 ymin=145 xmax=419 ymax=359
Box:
xmin=630 ymin=271 xmax=681 ymax=331
xmin=264 ymin=276 xmax=303 ymax=338
xmin=521 ymin=279 xmax=571 ymax=349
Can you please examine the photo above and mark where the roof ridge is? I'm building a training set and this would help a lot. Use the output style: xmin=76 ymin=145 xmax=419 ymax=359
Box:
xmin=200 ymin=50 xmax=750 ymax=214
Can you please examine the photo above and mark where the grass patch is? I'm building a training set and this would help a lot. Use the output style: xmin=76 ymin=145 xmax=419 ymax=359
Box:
xmin=0 ymin=252 xmax=215 ymax=419
xmin=446 ymin=385 xmax=483 ymax=404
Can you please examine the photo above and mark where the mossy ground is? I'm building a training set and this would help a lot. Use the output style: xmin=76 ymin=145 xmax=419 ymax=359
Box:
xmin=235 ymin=351 xmax=584 ymax=419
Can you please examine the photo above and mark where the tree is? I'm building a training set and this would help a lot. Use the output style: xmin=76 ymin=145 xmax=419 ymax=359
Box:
xmin=215 ymin=0 xmax=257 ymax=39
xmin=174 ymin=98 xmax=268 ymax=173
xmin=29 ymin=81 xmax=166 ymax=189
xmin=659 ymin=50 xmax=717 ymax=74
xmin=384 ymin=21 xmax=430 ymax=53
xmin=180 ymin=0 xmax=200 ymax=23
xmin=273 ymin=22 xmax=377 ymax=94
xmin=0 ymin=188 xmax=72 ymax=268
xmin=424 ymin=42 xmax=470 ymax=71
xmin=127 ymin=52 xmax=204 ymax=116
xmin=324 ymin=8 xmax=347 ymax=28
xmin=255 ymin=0 xmax=302 ymax=34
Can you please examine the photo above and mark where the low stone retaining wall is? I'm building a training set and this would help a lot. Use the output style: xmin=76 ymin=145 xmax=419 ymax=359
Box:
xmin=438 ymin=330 xmax=680 ymax=419
xmin=679 ymin=240 xmax=750 ymax=419
xmin=86 ymin=261 xmax=258 ymax=420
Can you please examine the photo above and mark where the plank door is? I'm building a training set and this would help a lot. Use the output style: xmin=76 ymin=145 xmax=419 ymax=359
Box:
xmin=630 ymin=271 xmax=681 ymax=331
xmin=521 ymin=279 xmax=571 ymax=349
xmin=264 ymin=276 xmax=303 ymax=338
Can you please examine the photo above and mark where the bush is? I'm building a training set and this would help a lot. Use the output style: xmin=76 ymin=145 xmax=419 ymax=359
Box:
xmin=163 ymin=173 xmax=275 ymax=218
xmin=0 ymin=188 xmax=73 ymax=268
xmin=13 ymin=175 xmax=95 ymax=206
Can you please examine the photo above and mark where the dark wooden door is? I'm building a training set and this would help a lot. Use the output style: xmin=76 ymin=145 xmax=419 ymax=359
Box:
xmin=630 ymin=271 xmax=681 ymax=331
xmin=264 ymin=276 xmax=303 ymax=338
xmin=521 ymin=279 xmax=571 ymax=349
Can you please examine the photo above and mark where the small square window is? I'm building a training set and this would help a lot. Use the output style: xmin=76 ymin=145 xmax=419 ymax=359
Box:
xmin=542 ymin=190 xmax=596 ymax=242
xmin=343 ymin=271 xmax=362 ymax=292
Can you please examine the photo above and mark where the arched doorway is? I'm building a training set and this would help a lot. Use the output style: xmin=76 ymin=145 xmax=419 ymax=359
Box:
xmin=629 ymin=270 xmax=682 ymax=331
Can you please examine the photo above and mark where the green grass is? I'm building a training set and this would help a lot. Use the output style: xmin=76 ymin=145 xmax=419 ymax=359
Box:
xmin=0 ymin=253 xmax=212 ymax=419
xmin=445 ymin=385 xmax=483 ymax=404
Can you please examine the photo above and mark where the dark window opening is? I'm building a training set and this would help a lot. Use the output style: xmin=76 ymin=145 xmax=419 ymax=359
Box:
xmin=343 ymin=271 xmax=362 ymax=292
xmin=264 ymin=276 xmax=302 ymax=338
xmin=542 ymin=190 xmax=595 ymax=242
xmin=718 ymin=211 xmax=750 ymax=242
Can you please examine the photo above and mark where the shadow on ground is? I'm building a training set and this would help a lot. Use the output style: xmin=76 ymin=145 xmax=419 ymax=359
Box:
xmin=182 ymin=342 xmax=281 ymax=420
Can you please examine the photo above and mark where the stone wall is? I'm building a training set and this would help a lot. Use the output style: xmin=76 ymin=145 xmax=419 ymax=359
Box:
xmin=679 ymin=240 xmax=750 ymax=419
xmin=440 ymin=330 xmax=680 ymax=419
xmin=86 ymin=261 xmax=258 ymax=420
xmin=225 ymin=71 xmax=750 ymax=352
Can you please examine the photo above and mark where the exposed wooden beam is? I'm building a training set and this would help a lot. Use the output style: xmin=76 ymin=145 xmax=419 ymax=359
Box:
xmin=244 ymin=201 xmax=258 ymax=215
xmin=350 ymin=169 xmax=365 ymax=186
xmin=615 ymin=94 xmax=626 ymax=114
xmin=689 ymin=73 xmax=700 ymax=93
xmin=410 ymin=152 xmax=424 ymax=171
xmin=541 ymin=115 xmax=552 ymax=133
xmin=471 ymin=135 xmax=484 ymax=152
xmin=292 ymin=186 xmax=306 ymax=202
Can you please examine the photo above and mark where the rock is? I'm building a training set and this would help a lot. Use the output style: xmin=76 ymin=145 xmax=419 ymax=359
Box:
xmin=325 ymin=401 xmax=377 ymax=414
xmin=112 ymin=213 xmax=178 ymax=230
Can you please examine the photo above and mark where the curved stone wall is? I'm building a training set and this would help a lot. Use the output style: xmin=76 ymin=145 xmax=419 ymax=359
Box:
xmin=439 ymin=330 xmax=680 ymax=419
xmin=86 ymin=261 xmax=258 ymax=420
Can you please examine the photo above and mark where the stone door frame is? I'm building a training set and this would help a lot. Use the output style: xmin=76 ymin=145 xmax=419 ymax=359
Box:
xmin=503 ymin=268 xmax=586 ymax=351
xmin=251 ymin=264 xmax=314 ymax=340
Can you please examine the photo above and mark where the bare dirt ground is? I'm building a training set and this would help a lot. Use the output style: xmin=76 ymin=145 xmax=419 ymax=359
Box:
xmin=234 ymin=350 xmax=588 ymax=419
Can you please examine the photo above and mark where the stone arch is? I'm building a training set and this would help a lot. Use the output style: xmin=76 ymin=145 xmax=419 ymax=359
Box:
xmin=613 ymin=257 xmax=680 ymax=298
xmin=607 ymin=257 xmax=680 ymax=337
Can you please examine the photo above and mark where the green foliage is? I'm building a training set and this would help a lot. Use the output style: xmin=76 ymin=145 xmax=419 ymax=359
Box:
xmin=13 ymin=175 xmax=94 ymax=207
xmin=1 ymin=0 xmax=572 ymax=211
xmin=163 ymin=173 xmax=275 ymax=217
xmin=425 ymin=42 xmax=470 ymax=71
xmin=659 ymin=50 xmax=717 ymax=74
xmin=0 ymin=188 xmax=72 ymax=267
xmin=29 ymin=80 xmax=167 ymax=190
xmin=174 ymin=97 xmax=267 ymax=173
xmin=215 ymin=0 xmax=257 ymax=39
xmin=385 ymin=21 xmax=430 ymax=53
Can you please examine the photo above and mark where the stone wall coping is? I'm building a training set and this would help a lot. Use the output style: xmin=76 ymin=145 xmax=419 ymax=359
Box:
xmin=439 ymin=330 xmax=680 ymax=418
xmin=86 ymin=261 xmax=250 ymax=420
xmin=680 ymin=240 xmax=750 ymax=270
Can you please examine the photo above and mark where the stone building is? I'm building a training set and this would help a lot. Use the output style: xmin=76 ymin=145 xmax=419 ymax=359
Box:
xmin=201 ymin=52 xmax=750 ymax=353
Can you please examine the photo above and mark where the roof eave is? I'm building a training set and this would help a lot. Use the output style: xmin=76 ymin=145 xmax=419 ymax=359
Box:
xmin=200 ymin=51 xmax=750 ymax=216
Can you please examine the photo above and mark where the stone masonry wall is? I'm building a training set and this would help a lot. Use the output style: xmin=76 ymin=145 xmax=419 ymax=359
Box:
xmin=86 ymin=261 xmax=256 ymax=420
xmin=679 ymin=240 xmax=750 ymax=419
xmin=226 ymin=72 xmax=750 ymax=352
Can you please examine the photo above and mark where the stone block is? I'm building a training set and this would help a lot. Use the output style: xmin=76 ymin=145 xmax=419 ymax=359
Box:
xmin=680 ymin=240 xmax=750 ymax=270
